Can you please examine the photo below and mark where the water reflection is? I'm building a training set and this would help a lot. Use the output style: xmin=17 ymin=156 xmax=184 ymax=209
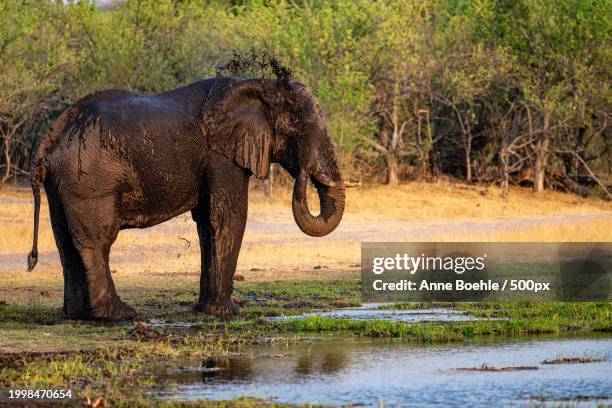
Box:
xmin=198 ymin=346 xmax=349 ymax=382
xmin=154 ymin=334 xmax=612 ymax=407
xmin=295 ymin=349 xmax=349 ymax=376
xmin=200 ymin=357 xmax=252 ymax=383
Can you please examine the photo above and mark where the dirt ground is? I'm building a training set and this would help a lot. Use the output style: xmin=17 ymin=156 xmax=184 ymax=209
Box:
xmin=1 ymin=181 xmax=611 ymax=280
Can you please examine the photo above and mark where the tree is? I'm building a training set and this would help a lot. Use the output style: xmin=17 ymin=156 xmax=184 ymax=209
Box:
xmin=367 ymin=1 xmax=435 ymax=184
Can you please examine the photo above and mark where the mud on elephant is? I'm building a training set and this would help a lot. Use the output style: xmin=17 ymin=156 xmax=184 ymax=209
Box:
xmin=27 ymin=59 xmax=345 ymax=321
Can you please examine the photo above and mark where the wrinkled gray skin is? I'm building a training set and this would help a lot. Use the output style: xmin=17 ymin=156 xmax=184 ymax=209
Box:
xmin=27 ymin=76 xmax=345 ymax=321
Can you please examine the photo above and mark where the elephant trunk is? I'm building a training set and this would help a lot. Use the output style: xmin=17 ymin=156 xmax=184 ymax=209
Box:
xmin=292 ymin=169 xmax=345 ymax=237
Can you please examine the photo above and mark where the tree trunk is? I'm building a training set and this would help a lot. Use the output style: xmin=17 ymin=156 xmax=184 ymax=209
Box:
xmin=500 ymin=148 xmax=509 ymax=196
xmin=2 ymin=137 xmax=11 ymax=184
xmin=391 ymin=81 xmax=400 ymax=151
xmin=455 ymin=107 xmax=473 ymax=184
xmin=418 ymin=109 xmax=432 ymax=177
xmin=533 ymin=155 xmax=545 ymax=193
xmin=385 ymin=154 xmax=399 ymax=185
xmin=464 ymin=136 xmax=472 ymax=183
xmin=533 ymin=113 xmax=550 ymax=193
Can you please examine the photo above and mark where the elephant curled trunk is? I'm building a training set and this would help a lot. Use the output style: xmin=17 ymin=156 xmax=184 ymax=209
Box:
xmin=292 ymin=169 xmax=345 ymax=237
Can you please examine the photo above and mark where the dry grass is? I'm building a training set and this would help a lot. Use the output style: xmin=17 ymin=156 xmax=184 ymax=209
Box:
xmin=0 ymin=181 xmax=610 ymax=280
xmin=250 ymin=180 xmax=612 ymax=221
xmin=412 ymin=219 xmax=612 ymax=242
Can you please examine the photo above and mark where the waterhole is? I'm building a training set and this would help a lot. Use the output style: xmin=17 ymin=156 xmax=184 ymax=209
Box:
xmin=149 ymin=334 xmax=611 ymax=407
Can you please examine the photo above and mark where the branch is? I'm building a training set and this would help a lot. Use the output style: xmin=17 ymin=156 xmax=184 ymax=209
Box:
xmin=555 ymin=149 xmax=611 ymax=199
xmin=365 ymin=139 xmax=390 ymax=155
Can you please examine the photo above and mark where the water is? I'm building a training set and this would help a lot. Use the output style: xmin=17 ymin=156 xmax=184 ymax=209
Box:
xmin=138 ymin=305 xmax=497 ymax=330
xmin=151 ymin=334 xmax=612 ymax=407
xmin=268 ymin=305 xmax=503 ymax=323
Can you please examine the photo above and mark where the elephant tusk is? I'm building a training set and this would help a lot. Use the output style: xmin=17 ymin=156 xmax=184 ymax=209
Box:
xmin=344 ymin=178 xmax=361 ymax=188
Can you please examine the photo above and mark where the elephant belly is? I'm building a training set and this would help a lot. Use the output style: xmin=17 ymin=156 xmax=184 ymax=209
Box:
xmin=116 ymin=170 xmax=200 ymax=229
xmin=117 ymin=195 xmax=198 ymax=229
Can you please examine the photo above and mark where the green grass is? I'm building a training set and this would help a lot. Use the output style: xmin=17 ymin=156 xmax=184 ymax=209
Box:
xmin=376 ymin=301 xmax=612 ymax=335
xmin=276 ymin=312 xmax=606 ymax=342
xmin=1 ymin=279 xmax=610 ymax=407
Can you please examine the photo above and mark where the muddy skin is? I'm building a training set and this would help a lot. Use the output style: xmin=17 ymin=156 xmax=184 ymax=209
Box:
xmin=27 ymin=60 xmax=345 ymax=321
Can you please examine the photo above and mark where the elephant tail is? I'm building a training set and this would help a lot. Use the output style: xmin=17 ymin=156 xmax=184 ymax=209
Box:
xmin=27 ymin=136 xmax=49 ymax=272
xmin=27 ymin=172 xmax=41 ymax=272
xmin=27 ymin=123 xmax=55 ymax=272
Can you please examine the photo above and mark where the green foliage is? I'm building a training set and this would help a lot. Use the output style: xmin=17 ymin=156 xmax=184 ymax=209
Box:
xmin=0 ymin=0 xmax=609 ymax=192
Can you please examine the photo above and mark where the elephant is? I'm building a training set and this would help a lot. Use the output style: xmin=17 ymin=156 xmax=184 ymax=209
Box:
xmin=26 ymin=63 xmax=345 ymax=321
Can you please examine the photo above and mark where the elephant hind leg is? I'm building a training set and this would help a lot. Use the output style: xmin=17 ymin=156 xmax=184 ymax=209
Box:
xmin=47 ymin=190 xmax=89 ymax=319
xmin=60 ymin=195 xmax=136 ymax=321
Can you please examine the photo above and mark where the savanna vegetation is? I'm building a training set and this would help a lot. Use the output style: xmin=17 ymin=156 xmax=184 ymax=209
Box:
xmin=0 ymin=0 xmax=610 ymax=196
xmin=1 ymin=270 xmax=611 ymax=406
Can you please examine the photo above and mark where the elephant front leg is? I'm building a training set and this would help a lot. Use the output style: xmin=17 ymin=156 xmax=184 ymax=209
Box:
xmin=192 ymin=166 xmax=248 ymax=318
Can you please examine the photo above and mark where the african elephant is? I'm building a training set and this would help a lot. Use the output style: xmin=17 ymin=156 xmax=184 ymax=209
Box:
xmin=26 ymin=64 xmax=345 ymax=321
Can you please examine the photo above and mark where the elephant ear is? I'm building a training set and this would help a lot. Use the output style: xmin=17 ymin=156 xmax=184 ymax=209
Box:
xmin=202 ymin=80 xmax=274 ymax=179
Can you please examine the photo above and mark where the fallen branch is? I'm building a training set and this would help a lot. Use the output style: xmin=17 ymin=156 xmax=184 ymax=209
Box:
xmin=554 ymin=149 xmax=611 ymax=199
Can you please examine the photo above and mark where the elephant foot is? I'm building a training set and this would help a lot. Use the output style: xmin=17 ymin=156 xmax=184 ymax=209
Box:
xmin=62 ymin=305 xmax=88 ymax=321
xmin=62 ymin=301 xmax=89 ymax=320
xmin=91 ymin=298 xmax=137 ymax=321
xmin=193 ymin=298 xmax=240 ymax=318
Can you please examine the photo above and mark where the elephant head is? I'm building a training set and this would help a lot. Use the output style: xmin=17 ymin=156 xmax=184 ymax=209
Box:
xmin=202 ymin=74 xmax=345 ymax=237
